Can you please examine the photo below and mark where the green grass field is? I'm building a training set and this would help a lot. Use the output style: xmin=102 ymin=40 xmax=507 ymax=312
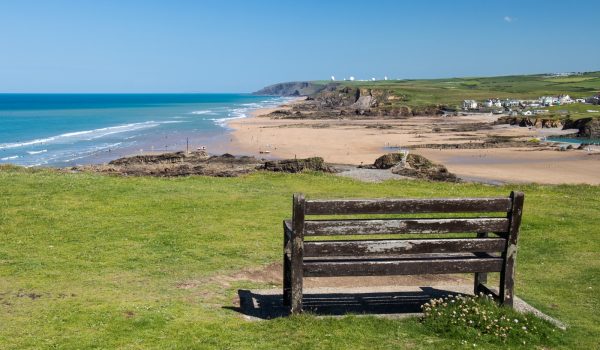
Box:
xmin=545 ymin=103 xmax=600 ymax=119
xmin=315 ymin=72 xmax=600 ymax=110
xmin=1 ymin=167 xmax=599 ymax=349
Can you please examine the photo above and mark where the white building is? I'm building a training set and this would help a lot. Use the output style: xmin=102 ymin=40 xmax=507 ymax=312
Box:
xmin=558 ymin=94 xmax=572 ymax=104
xmin=349 ymin=76 xmax=355 ymax=81
xmin=540 ymin=96 xmax=558 ymax=106
xmin=331 ymin=76 xmax=335 ymax=81
xmin=463 ymin=100 xmax=478 ymax=110
xmin=503 ymin=99 xmax=520 ymax=107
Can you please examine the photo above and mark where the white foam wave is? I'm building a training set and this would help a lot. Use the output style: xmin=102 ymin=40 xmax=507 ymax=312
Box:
xmin=1 ymin=155 xmax=19 ymax=161
xmin=191 ymin=110 xmax=216 ymax=115
xmin=27 ymin=149 xmax=48 ymax=155
xmin=0 ymin=121 xmax=180 ymax=150
xmin=210 ymin=114 xmax=248 ymax=127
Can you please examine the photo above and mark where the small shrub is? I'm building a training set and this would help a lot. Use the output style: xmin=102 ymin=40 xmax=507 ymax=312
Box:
xmin=420 ymin=294 xmax=562 ymax=347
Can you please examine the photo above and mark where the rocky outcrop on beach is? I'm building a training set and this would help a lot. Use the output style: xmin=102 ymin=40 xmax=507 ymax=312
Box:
xmin=495 ymin=116 xmax=564 ymax=129
xmin=364 ymin=153 xmax=458 ymax=182
xmin=71 ymin=151 xmax=335 ymax=177
xmin=373 ymin=153 xmax=405 ymax=169
xmin=405 ymin=136 xmax=548 ymax=150
xmin=261 ymin=157 xmax=334 ymax=173
xmin=391 ymin=154 xmax=459 ymax=182
xmin=562 ymin=118 xmax=600 ymax=138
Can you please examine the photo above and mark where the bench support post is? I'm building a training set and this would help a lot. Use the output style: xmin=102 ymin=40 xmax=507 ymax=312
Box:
xmin=474 ymin=232 xmax=488 ymax=295
xmin=290 ymin=193 xmax=305 ymax=314
xmin=499 ymin=191 xmax=524 ymax=307
xmin=283 ymin=222 xmax=292 ymax=307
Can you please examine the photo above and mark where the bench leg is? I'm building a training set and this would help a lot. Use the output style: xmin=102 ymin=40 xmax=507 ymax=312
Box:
xmin=290 ymin=242 xmax=303 ymax=314
xmin=474 ymin=233 xmax=488 ymax=295
xmin=290 ymin=194 xmax=305 ymax=314
xmin=500 ymin=191 xmax=524 ymax=308
xmin=283 ymin=254 xmax=291 ymax=307
xmin=500 ymin=246 xmax=516 ymax=308
xmin=474 ymin=271 xmax=488 ymax=295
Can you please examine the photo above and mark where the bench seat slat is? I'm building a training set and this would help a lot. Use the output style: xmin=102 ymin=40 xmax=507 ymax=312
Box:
xmin=304 ymin=218 xmax=509 ymax=236
xmin=304 ymin=257 xmax=504 ymax=277
xmin=304 ymin=252 xmax=500 ymax=261
xmin=304 ymin=238 xmax=507 ymax=257
xmin=305 ymin=197 xmax=512 ymax=215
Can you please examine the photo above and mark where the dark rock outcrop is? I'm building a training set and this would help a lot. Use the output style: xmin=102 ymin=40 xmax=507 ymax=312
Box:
xmin=74 ymin=152 xmax=334 ymax=177
xmin=496 ymin=116 xmax=563 ymax=129
xmin=261 ymin=157 xmax=334 ymax=173
xmin=562 ymin=118 xmax=600 ymax=137
xmin=364 ymin=153 xmax=459 ymax=182
xmin=391 ymin=154 xmax=459 ymax=182
xmin=373 ymin=153 xmax=404 ymax=169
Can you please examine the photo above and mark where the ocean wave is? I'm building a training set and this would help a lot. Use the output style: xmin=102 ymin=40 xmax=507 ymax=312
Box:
xmin=190 ymin=110 xmax=216 ymax=115
xmin=0 ymin=121 xmax=180 ymax=150
xmin=27 ymin=149 xmax=48 ymax=155
xmin=1 ymin=155 xmax=19 ymax=161
xmin=26 ymin=142 xmax=127 ymax=167
xmin=210 ymin=114 xmax=248 ymax=127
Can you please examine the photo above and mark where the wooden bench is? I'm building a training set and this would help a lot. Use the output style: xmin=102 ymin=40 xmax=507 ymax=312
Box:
xmin=283 ymin=191 xmax=524 ymax=314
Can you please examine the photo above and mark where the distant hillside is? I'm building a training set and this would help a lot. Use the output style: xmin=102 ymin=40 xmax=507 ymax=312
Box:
xmin=255 ymin=72 xmax=600 ymax=110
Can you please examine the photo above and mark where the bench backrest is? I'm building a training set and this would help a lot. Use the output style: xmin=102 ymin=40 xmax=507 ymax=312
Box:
xmin=292 ymin=192 xmax=524 ymax=259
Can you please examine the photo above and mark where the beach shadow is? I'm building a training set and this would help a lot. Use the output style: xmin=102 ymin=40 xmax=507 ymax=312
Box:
xmin=228 ymin=287 xmax=469 ymax=320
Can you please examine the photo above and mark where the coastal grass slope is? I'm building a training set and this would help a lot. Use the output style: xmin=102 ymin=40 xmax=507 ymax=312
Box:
xmin=258 ymin=71 xmax=600 ymax=111
xmin=1 ymin=167 xmax=599 ymax=349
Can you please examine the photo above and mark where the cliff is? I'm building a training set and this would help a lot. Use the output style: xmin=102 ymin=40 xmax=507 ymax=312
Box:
xmin=253 ymin=81 xmax=337 ymax=97
xmin=255 ymin=81 xmax=446 ymax=117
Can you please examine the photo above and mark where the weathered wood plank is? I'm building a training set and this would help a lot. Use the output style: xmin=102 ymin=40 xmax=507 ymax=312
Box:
xmin=305 ymin=197 xmax=512 ymax=215
xmin=500 ymin=191 xmax=524 ymax=308
xmin=304 ymin=238 xmax=506 ymax=257
xmin=290 ymin=194 xmax=305 ymax=314
xmin=304 ymin=218 xmax=509 ymax=236
xmin=304 ymin=257 xmax=504 ymax=277
xmin=304 ymin=252 xmax=499 ymax=261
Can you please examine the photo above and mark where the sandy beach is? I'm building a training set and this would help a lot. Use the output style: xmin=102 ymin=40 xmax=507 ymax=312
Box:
xmin=228 ymin=102 xmax=600 ymax=184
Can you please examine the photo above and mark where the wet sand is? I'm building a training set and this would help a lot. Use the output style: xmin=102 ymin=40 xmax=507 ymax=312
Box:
xmin=228 ymin=107 xmax=600 ymax=185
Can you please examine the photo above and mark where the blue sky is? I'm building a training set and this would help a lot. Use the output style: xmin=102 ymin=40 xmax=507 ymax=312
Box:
xmin=0 ymin=0 xmax=598 ymax=93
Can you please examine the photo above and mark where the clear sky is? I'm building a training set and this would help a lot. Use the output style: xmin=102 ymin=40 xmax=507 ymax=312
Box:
xmin=1 ymin=0 xmax=598 ymax=93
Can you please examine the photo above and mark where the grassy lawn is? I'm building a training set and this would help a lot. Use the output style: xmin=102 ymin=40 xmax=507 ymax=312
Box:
xmin=1 ymin=167 xmax=599 ymax=349
xmin=545 ymin=103 xmax=600 ymax=119
xmin=335 ymin=72 xmax=600 ymax=109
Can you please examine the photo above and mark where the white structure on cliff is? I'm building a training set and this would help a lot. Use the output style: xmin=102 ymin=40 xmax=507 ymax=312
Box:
xmin=462 ymin=100 xmax=478 ymax=110
xmin=331 ymin=76 xmax=335 ymax=81
xmin=349 ymin=76 xmax=355 ymax=81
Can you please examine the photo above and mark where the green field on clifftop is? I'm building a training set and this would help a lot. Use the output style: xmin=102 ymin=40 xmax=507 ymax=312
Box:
xmin=310 ymin=72 xmax=600 ymax=109
xmin=1 ymin=167 xmax=599 ymax=349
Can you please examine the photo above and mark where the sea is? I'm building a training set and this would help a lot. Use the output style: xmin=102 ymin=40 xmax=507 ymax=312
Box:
xmin=0 ymin=94 xmax=290 ymax=167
